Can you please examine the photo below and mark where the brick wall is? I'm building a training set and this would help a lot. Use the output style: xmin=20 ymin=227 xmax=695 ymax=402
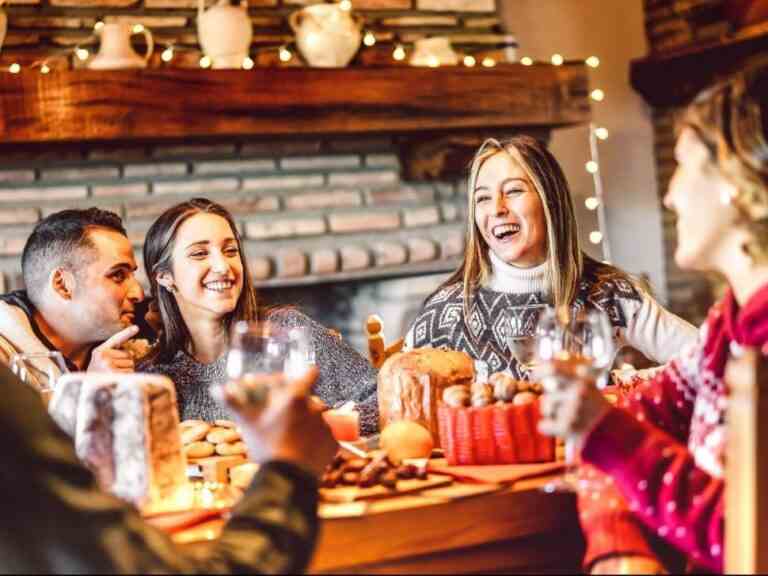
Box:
xmin=642 ymin=0 xmax=730 ymax=325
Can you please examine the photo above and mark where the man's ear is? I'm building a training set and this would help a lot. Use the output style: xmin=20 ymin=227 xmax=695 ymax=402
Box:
xmin=51 ymin=268 xmax=75 ymax=301
xmin=155 ymin=271 xmax=176 ymax=293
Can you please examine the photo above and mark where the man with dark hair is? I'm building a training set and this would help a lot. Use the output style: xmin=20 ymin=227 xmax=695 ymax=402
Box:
xmin=0 ymin=208 xmax=145 ymax=381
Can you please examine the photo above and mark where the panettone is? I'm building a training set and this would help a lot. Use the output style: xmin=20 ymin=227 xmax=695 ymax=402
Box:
xmin=377 ymin=348 xmax=474 ymax=443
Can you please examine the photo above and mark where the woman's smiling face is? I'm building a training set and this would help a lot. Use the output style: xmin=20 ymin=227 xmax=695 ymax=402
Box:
xmin=167 ymin=212 xmax=244 ymax=322
xmin=473 ymin=151 xmax=548 ymax=268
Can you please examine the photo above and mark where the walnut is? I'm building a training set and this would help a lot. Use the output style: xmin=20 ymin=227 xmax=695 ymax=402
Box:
xmin=442 ymin=384 xmax=470 ymax=408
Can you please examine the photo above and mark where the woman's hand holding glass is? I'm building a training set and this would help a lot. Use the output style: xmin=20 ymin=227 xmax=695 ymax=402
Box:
xmin=534 ymin=307 xmax=615 ymax=492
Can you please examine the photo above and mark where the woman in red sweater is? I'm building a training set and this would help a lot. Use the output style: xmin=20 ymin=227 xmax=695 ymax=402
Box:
xmin=538 ymin=60 xmax=768 ymax=574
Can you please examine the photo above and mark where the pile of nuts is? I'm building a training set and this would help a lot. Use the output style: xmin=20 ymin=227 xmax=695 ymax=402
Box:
xmin=320 ymin=451 xmax=427 ymax=490
xmin=442 ymin=372 xmax=544 ymax=408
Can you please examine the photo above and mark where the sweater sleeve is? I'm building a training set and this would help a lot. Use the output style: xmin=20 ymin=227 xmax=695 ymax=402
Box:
xmin=577 ymin=464 xmax=660 ymax=570
xmin=620 ymin=292 xmax=699 ymax=365
xmin=581 ymin=407 xmax=723 ymax=572
xmin=273 ymin=309 xmax=380 ymax=436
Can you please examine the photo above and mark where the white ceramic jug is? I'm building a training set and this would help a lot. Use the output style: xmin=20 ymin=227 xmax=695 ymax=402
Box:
xmin=289 ymin=3 xmax=363 ymax=68
xmin=198 ymin=0 xmax=252 ymax=69
xmin=88 ymin=22 xmax=154 ymax=70
xmin=0 ymin=0 xmax=7 ymax=56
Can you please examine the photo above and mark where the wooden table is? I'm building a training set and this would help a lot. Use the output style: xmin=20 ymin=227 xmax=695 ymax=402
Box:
xmin=311 ymin=476 xmax=583 ymax=574
xmin=176 ymin=475 xmax=583 ymax=574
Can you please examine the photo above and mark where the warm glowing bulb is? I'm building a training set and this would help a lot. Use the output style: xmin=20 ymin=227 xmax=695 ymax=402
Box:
xmin=463 ymin=55 xmax=476 ymax=67
xmin=279 ymin=47 xmax=292 ymax=62
xmin=76 ymin=48 xmax=90 ymax=61
xmin=589 ymin=231 xmax=603 ymax=244
xmin=9 ymin=63 xmax=20 ymax=74
xmin=591 ymin=89 xmax=605 ymax=102
xmin=551 ymin=53 xmax=564 ymax=66
xmin=94 ymin=21 xmax=104 ymax=32
xmin=161 ymin=47 xmax=174 ymax=62
xmin=427 ymin=55 xmax=440 ymax=68
xmin=586 ymin=160 xmax=599 ymax=174
xmin=586 ymin=56 xmax=600 ymax=68
xmin=585 ymin=197 xmax=600 ymax=210
xmin=133 ymin=24 xmax=144 ymax=34
xmin=363 ymin=31 xmax=376 ymax=47
xmin=242 ymin=56 xmax=254 ymax=70
xmin=520 ymin=56 xmax=533 ymax=66
xmin=40 ymin=64 xmax=50 ymax=74
xmin=339 ymin=0 xmax=352 ymax=11
xmin=595 ymin=127 xmax=609 ymax=140
xmin=393 ymin=45 xmax=406 ymax=61
xmin=199 ymin=55 xmax=212 ymax=68
xmin=481 ymin=57 xmax=496 ymax=68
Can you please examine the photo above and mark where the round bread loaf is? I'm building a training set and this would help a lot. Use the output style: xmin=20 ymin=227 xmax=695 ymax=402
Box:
xmin=377 ymin=348 xmax=473 ymax=444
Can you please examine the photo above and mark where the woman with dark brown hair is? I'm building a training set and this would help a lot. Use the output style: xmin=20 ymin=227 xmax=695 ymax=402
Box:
xmin=139 ymin=198 xmax=379 ymax=435
xmin=538 ymin=59 xmax=768 ymax=573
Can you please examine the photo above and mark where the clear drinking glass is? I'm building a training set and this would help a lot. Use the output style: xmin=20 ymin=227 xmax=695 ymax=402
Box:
xmin=10 ymin=351 xmax=69 ymax=405
xmin=222 ymin=321 xmax=314 ymax=405
xmin=539 ymin=307 xmax=615 ymax=493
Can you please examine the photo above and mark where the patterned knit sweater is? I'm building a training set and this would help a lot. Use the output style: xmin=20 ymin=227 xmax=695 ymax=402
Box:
xmin=406 ymin=256 xmax=698 ymax=375
xmin=139 ymin=308 xmax=380 ymax=436
xmin=578 ymin=284 xmax=768 ymax=573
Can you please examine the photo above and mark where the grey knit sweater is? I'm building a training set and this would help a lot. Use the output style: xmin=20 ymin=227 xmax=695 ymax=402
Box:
xmin=139 ymin=308 xmax=380 ymax=436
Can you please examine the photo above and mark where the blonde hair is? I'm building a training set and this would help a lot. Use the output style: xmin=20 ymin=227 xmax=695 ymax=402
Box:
xmin=437 ymin=135 xmax=640 ymax=322
xmin=680 ymin=59 xmax=768 ymax=262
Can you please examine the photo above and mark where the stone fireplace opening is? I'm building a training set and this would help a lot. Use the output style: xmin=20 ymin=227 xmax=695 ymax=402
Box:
xmin=259 ymin=270 xmax=452 ymax=356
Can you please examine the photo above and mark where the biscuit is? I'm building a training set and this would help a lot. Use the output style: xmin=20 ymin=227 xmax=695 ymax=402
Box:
xmin=185 ymin=441 xmax=215 ymax=459
xmin=214 ymin=419 xmax=237 ymax=429
xmin=206 ymin=428 xmax=241 ymax=444
xmin=215 ymin=441 xmax=247 ymax=456
xmin=181 ymin=422 xmax=211 ymax=444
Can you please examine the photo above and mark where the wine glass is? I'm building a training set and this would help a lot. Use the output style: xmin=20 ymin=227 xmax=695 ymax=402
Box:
xmin=223 ymin=321 xmax=314 ymax=406
xmin=506 ymin=305 xmax=560 ymax=378
xmin=540 ymin=306 xmax=615 ymax=493
xmin=10 ymin=351 xmax=69 ymax=406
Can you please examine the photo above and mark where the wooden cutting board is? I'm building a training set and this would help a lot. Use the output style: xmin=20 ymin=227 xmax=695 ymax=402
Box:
xmin=427 ymin=459 xmax=565 ymax=485
xmin=320 ymin=474 xmax=452 ymax=503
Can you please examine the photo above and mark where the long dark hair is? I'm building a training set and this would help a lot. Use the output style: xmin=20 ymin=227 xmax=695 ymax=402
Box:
xmin=143 ymin=198 xmax=259 ymax=363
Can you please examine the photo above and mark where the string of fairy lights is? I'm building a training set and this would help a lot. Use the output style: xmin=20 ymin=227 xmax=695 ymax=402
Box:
xmin=0 ymin=0 xmax=610 ymax=259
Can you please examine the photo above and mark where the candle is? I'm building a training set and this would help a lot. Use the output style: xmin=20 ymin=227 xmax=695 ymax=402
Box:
xmin=322 ymin=408 xmax=360 ymax=441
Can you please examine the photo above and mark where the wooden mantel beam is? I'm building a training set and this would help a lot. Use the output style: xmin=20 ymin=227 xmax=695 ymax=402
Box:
xmin=0 ymin=64 xmax=590 ymax=145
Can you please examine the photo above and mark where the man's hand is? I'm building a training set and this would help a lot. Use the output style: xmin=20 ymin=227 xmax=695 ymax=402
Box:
xmin=220 ymin=366 xmax=337 ymax=479
xmin=591 ymin=555 xmax=667 ymax=574
xmin=87 ymin=325 xmax=139 ymax=373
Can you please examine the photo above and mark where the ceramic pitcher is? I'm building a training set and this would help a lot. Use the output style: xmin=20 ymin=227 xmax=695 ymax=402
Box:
xmin=0 ymin=0 xmax=7 ymax=56
xmin=88 ymin=22 xmax=154 ymax=70
xmin=289 ymin=3 xmax=363 ymax=68
xmin=198 ymin=0 xmax=252 ymax=69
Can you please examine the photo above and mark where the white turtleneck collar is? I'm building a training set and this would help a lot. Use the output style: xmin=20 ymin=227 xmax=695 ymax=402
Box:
xmin=484 ymin=250 xmax=551 ymax=296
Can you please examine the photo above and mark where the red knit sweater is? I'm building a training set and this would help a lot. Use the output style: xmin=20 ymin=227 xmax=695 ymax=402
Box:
xmin=578 ymin=283 xmax=768 ymax=573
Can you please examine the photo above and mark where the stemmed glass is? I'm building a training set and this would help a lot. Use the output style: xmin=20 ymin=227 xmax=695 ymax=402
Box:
xmin=10 ymin=351 xmax=69 ymax=406
xmin=222 ymin=321 xmax=315 ymax=406
xmin=506 ymin=305 xmax=548 ymax=378
xmin=538 ymin=306 xmax=615 ymax=493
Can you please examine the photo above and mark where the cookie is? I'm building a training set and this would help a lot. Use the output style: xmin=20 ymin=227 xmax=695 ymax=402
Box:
xmin=206 ymin=427 xmax=241 ymax=444
xmin=215 ymin=441 xmax=248 ymax=456
xmin=181 ymin=422 xmax=211 ymax=445
xmin=185 ymin=441 xmax=215 ymax=459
